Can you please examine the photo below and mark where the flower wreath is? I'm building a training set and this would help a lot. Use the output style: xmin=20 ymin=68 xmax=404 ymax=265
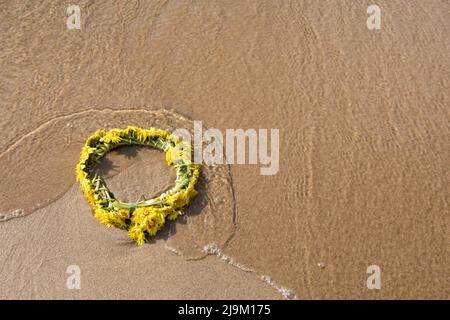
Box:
xmin=75 ymin=126 xmax=200 ymax=245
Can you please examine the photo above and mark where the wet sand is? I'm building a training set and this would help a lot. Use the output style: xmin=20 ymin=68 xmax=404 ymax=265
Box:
xmin=0 ymin=0 xmax=448 ymax=299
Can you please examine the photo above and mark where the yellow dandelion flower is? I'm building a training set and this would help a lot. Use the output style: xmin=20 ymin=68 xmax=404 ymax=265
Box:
xmin=135 ymin=128 xmax=150 ymax=143
xmin=117 ymin=208 xmax=130 ymax=220
xmin=94 ymin=207 xmax=113 ymax=228
xmin=84 ymin=188 xmax=96 ymax=205
xmin=147 ymin=127 xmax=157 ymax=138
xmin=125 ymin=126 xmax=138 ymax=134
xmin=165 ymin=191 xmax=189 ymax=209
xmin=94 ymin=207 xmax=128 ymax=229
xmin=102 ymin=132 xmax=122 ymax=144
xmin=168 ymin=209 xmax=183 ymax=220
xmin=128 ymin=225 xmax=146 ymax=245
xmin=86 ymin=130 xmax=106 ymax=146
xmin=75 ymin=165 xmax=87 ymax=182
xmin=166 ymin=146 xmax=174 ymax=165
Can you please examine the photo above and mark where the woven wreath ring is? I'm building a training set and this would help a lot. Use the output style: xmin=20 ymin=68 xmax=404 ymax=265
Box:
xmin=75 ymin=126 xmax=200 ymax=245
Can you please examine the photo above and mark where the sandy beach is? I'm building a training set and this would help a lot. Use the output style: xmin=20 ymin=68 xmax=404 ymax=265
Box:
xmin=0 ymin=0 xmax=448 ymax=299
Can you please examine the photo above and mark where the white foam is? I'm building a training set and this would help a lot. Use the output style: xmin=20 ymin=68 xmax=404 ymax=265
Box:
xmin=0 ymin=209 xmax=25 ymax=222
xmin=202 ymin=243 xmax=254 ymax=272
xmin=261 ymin=275 xmax=297 ymax=300
xmin=202 ymin=243 xmax=297 ymax=299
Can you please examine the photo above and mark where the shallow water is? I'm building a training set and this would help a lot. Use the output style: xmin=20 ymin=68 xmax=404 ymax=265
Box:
xmin=0 ymin=109 xmax=237 ymax=259
xmin=1 ymin=0 xmax=448 ymax=298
